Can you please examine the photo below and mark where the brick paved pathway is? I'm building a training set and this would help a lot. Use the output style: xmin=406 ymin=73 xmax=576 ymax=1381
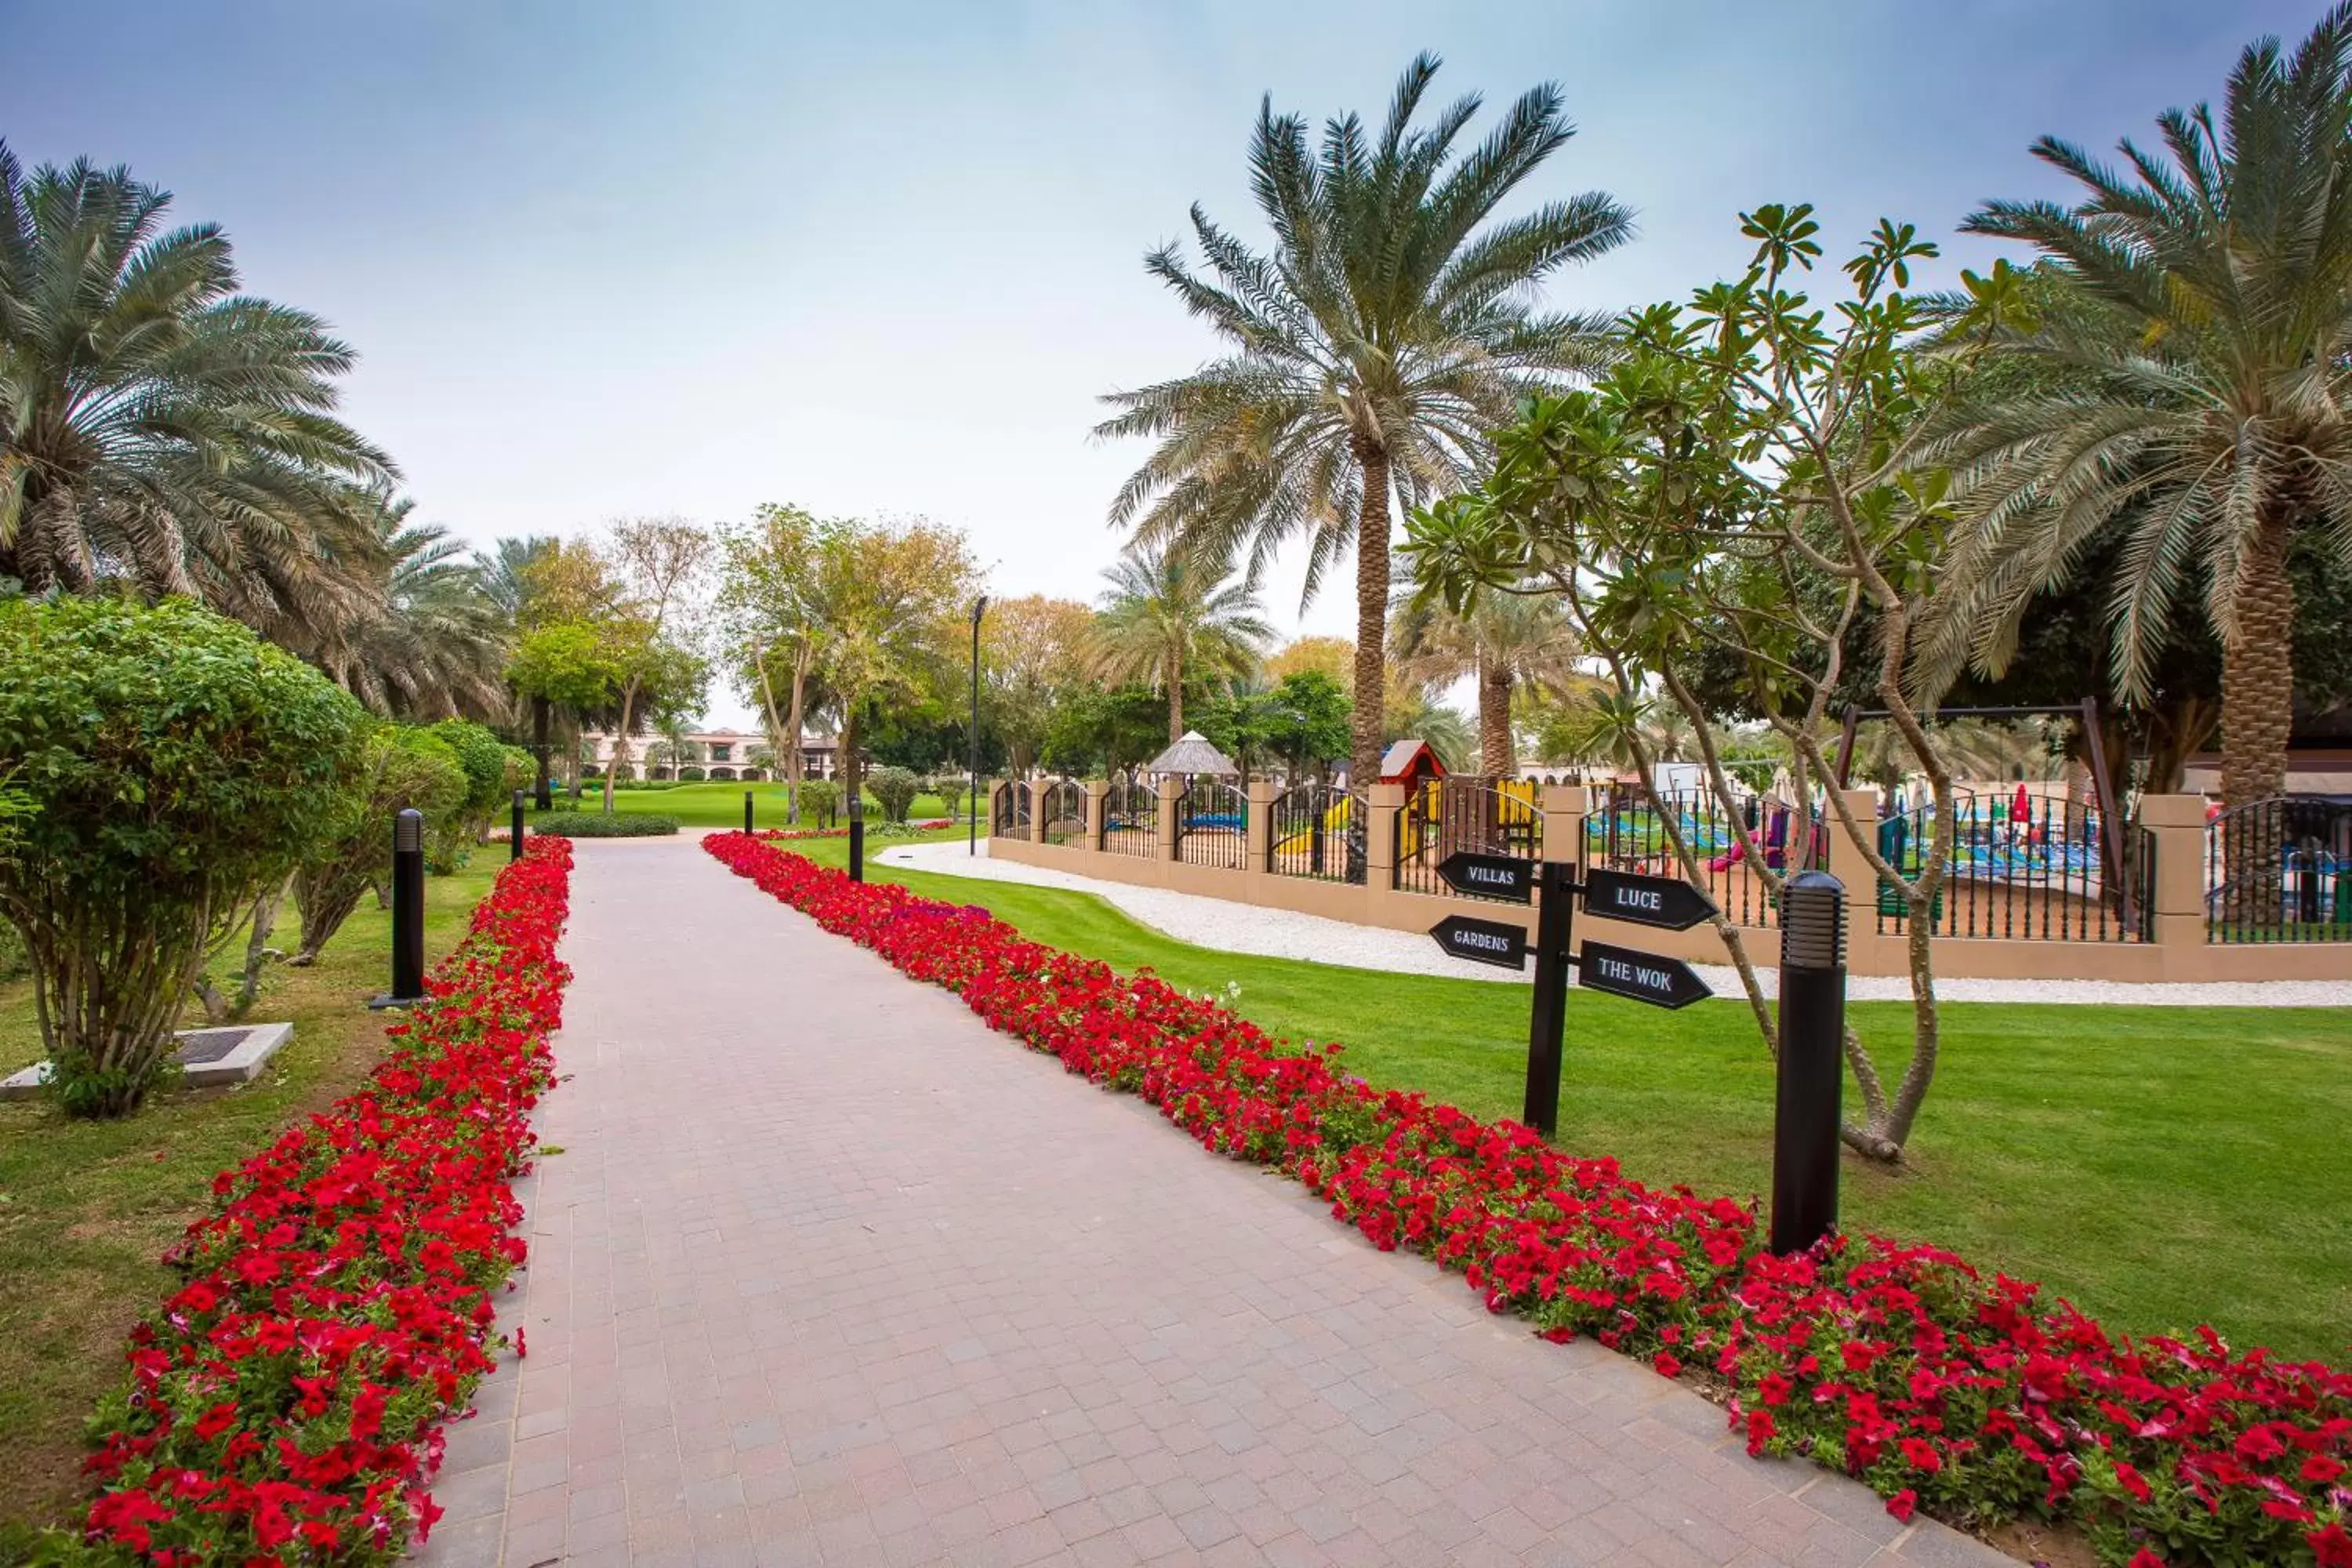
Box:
xmin=419 ymin=840 xmax=2009 ymax=1568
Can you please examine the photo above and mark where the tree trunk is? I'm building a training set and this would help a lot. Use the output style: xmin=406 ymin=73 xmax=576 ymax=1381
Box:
xmin=1167 ymin=648 xmax=1185 ymax=744
xmin=604 ymin=687 xmax=636 ymax=814
xmin=843 ymin=703 xmax=863 ymax=805
xmin=532 ymin=696 xmax=553 ymax=809
xmin=2219 ymin=518 xmax=2296 ymax=809
xmin=1348 ymin=441 xmax=1392 ymax=791
xmin=1478 ymin=661 xmax=1513 ymax=777
xmin=786 ymin=647 xmax=810 ymax=825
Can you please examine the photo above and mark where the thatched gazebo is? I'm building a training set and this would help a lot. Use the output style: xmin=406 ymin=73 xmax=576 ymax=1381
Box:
xmin=1145 ymin=730 xmax=1239 ymax=778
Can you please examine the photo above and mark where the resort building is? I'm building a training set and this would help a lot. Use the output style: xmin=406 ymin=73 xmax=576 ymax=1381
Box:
xmin=577 ymin=728 xmax=841 ymax=782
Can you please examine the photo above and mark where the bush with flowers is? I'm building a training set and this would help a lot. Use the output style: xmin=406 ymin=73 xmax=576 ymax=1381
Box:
xmin=704 ymin=831 xmax=2350 ymax=1568
xmin=51 ymin=838 xmax=574 ymax=1567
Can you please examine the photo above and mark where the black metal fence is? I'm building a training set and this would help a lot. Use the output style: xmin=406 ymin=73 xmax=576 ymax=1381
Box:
xmin=1039 ymin=779 xmax=1087 ymax=846
xmin=990 ymin=779 xmax=1031 ymax=840
xmin=1393 ymin=777 xmax=1543 ymax=899
xmin=1175 ymin=780 xmax=1248 ymax=869
xmin=1870 ymin=789 xmax=2149 ymax=942
xmin=1582 ymin=786 xmax=1802 ymax=929
xmin=2205 ymin=795 xmax=2352 ymax=943
xmin=1267 ymin=784 xmax=1365 ymax=884
xmin=1102 ymin=771 xmax=1159 ymax=858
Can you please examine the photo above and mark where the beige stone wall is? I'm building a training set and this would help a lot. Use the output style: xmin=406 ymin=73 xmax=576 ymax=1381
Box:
xmin=985 ymin=783 xmax=2352 ymax=982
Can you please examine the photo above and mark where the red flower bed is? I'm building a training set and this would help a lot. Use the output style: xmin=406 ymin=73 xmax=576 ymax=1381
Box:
xmin=76 ymin=838 xmax=575 ymax=1566
xmin=704 ymin=832 xmax=2351 ymax=1568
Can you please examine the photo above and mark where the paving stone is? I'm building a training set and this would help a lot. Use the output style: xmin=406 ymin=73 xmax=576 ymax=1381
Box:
xmin=406 ymin=841 xmax=2009 ymax=1568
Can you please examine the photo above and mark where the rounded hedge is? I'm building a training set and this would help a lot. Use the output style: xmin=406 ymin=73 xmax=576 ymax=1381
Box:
xmin=529 ymin=811 xmax=679 ymax=837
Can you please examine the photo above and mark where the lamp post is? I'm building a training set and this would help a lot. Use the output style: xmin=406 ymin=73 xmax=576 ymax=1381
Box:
xmin=969 ymin=595 xmax=989 ymax=856
xmin=1771 ymin=870 xmax=1847 ymax=1255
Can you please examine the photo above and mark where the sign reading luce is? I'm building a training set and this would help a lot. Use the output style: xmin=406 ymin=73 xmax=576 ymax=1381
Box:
xmin=1581 ymin=867 xmax=1717 ymax=931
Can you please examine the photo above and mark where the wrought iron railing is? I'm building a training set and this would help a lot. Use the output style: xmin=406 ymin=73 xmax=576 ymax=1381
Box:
xmin=1174 ymin=779 xmax=1248 ymax=869
xmin=1582 ymin=786 xmax=1802 ymax=929
xmin=1267 ymin=784 xmax=1365 ymax=884
xmin=1871 ymin=789 xmax=2147 ymax=942
xmin=1039 ymin=779 xmax=1087 ymax=847
xmin=1393 ymin=776 xmax=1542 ymax=899
xmin=990 ymin=779 xmax=1031 ymax=840
xmin=1102 ymin=771 xmax=1160 ymax=858
xmin=2205 ymin=795 xmax=2352 ymax=943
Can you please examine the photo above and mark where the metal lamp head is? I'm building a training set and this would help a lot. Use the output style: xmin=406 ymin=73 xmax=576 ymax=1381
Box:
xmin=1780 ymin=870 xmax=1846 ymax=971
xmin=394 ymin=808 xmax=425 ymax=854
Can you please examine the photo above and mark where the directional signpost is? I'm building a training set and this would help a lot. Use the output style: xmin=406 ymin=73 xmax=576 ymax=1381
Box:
xmin=1428 ymin=915 xmax=1528 ymax=971
xmin=1418 ymin=858 xmax=1728 ymax=1135
xmin=1574 ymin=940 xmax=1714 ymax=1009
xmin=1436 ymin=851 xmax=1535 ymax=904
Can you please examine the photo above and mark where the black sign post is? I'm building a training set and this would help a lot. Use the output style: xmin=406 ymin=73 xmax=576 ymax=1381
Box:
xmin=1575 ymin=941 xmax=1715 ymax=1010
xmin=1436 ymin=851 xmax=1535 ymax=904
xmin=1428 ymin=915 xmax=1528 ymax=971
xmin=1522 ymin=862 xmax=1577 ymax=1136
xmin=1582 ymin=867 xmax=1717 ymax=931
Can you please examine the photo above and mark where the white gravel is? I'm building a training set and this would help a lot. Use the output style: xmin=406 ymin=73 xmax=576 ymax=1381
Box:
xmin=876 ymin=840 xmax=2352 ymax=1007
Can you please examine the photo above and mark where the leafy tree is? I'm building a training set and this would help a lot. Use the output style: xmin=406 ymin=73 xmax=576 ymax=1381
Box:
xmin=292 ymin=726 xmax=468 ymax=965
xmin=425 ymin=718 xmax=524 ymax=871
xmin=1408 ymin=208 xmax=1965 ymax=1160
xmin=1098 ymin=54 xmax=1632 ymax=788
xmin=0 ymin=598 xmax=365 ymax=1115
xmin=1390 ymin=590 xmax=1584 ymax=774
xmin=815 ymin=517 xmax=982 ymax=802
xmin=976 ymin=594 xmax=1094 ymax=777
xmin=1198 ymin=670 xmax=1352 ymax=782
xmin=1927 ymin=7 xmax=2352 ymax=807
xmin=1265 ymin=636 xmax=1354 ymax=686
xmin=596 ymin=518 xmax=713 ymax=812
xmin=1089 ymin=546 xmax=1272 ymax=743
xmin=866 ymin=764 xmax=922 ymax=824
xmin=797 ymin=776 xmax=841 ymax=826
xmin=716 ymin=504 xmax=840 ymax=821
xmin=0 ymin=145 xmax=392 ymax=622
xmin=1041 ymin=685 xmax=1167 ymax=778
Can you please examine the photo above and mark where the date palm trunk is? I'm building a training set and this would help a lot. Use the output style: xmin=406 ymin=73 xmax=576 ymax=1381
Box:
xmin=1167 ymin=648 xmax=1184 ymax=744
xmin=2219 ymin=518 xmax=2296 ymax=810
xmin=532 ymin=695 xmax=553 ymax=809
xmin=1478 ymin=661 xmax=1514 ymax=777
xmin=1349 ymin=441 xmax=1392 ymax=792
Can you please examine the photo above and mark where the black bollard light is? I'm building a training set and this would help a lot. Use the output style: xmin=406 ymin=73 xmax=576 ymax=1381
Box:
xmin=371 ymin=808 xmax=428 ymax=1009
xmin=848 ymin=793 xmax=866 ymax=883
xmin=510 ymin=789 xmax=526 ymax=862
xmin=1771 ymin=869 xmax=1846 ymax=1254
xmin=745 ymin=789 xmax=755 ymax=835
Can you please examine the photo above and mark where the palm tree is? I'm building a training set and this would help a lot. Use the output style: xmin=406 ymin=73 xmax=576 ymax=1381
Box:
xmin=1090 ymin=546 xmax=1273 ymax=744
xmin=0 ymin=144 xmax=392 ymax=612
xmin=297 ymin=491 xmax=510 ymax=720
xmin=1098 ymin=54 xmax=1632 ymax=791
xmin=1929 ymin=7 xmax=2352 ymax=807
xmin=1380 ymin=684 xmax=1477 ymax=772
xmin=1390 ymin=590 xmax=1584 ymax=775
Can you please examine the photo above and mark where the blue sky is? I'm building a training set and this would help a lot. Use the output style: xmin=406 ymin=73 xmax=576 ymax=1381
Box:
xmin=8 ymin=0 xmax=2321 ymax=724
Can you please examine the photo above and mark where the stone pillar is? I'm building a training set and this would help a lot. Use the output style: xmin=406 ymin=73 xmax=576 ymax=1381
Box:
xmin=1367 ymin=783 xmax=1406 ymax=888
xmin=1245 ymin=779 xmax=1276 ymax=873
xmin=1029 ymin=778 xmax=1048 ymax=844
xmin=1084 ymin=781 xmax=1107 ymax=853
xmin=1158 ymin=775 xmax=1183 ymax=862
xmin=1540 ymin=783 xmax=1586 ymax=868
xmin=2139 ymin=793 xmax=2209 ymax=951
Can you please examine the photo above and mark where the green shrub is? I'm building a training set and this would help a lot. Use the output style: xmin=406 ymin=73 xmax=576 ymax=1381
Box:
xmin=677 ymin=765 xmax=706 ymax=782
xmin=531 ymin=811 xmax=679 ymax=837
xmin=797 ymin=777 xmax=840 ymax=826
xmin=868 ymin=764 xmax=921 ymax=824
xmin=0 ymin=597 xmax=365 ymax=1116
xmin=292 ymin=726 xmax=469 ymax=965
xmin=426 ymin=718 xmax=513 ymax=872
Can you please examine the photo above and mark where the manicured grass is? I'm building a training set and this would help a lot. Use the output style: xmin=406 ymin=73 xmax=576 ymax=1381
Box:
xmin=540 ymin=780 xmax=964 ymax=829
xmin=776 ymin=831 xmax=2352 ymax=1363
xmin=0 ymin=858 xmax=503 ymax=1534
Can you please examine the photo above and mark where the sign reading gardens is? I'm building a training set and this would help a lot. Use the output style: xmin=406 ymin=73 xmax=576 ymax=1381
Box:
xmin=1422 ymin=859 xmax=1720 ymax=1134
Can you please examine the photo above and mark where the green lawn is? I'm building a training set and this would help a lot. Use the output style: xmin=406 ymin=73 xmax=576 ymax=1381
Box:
xmin=542 ymin=779 xmax=966 ymax=829
xmin=774 ymin=830 xmax=2352 ymax=1363
xmin=0 ymin=859 xmax=503 ymax=1536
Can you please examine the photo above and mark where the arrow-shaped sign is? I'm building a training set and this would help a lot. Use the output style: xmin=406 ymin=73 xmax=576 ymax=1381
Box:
xmin=1575 ymin=940 xmax=1713 ymax=1009
xmin=1436 ymin=851 xmax=1535 ymax=904
xmin=1581 ymin=867 xmax=1718 ymax=932
xmin=1428 ymin=914 xmax=1529 ymax=971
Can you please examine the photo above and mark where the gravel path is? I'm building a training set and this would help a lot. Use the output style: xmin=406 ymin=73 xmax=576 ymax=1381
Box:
xmin=877 ymin=840 xmax=2352 ymax=1007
